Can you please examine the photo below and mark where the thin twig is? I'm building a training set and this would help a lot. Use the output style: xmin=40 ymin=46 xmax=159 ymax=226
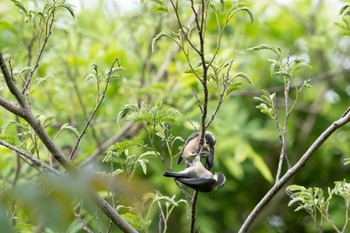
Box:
xmin=275 ymin=76 xmax=290 ymax=182
xmin=62 ymin=60 xmax=101 ymax=149
xmin=238 ymin=107 xmax=350 ymax=233
xmin=22 ymin=10 xmax=55 ymax=94
xmin=188 ymin=1 xmax=209 ymax=232
xmin=70 ymin=58 xmax=120 ymax=160
xmin=205 ymin=59 xmax=234 ymax=128
xmin=73 ymin=212 xmax=95 ymax=233
xmin=275 ymin=47 xmax=294 ymax=182
xmin=192 ymin=88 xmax=203 ymax=114
xmin=169 ymin=0 xmax=201 ymax=55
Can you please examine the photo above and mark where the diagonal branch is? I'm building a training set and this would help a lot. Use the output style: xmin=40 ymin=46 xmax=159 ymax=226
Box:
xmin=238 ymin=106 xmax=350 ymax=233
xmin=22 ymin=9 xmax=55 ymax=94
xmin=0 ymin=97 xmax=26 ymax=118
xmin=0 ymin=139 xmax=62 ymax=176
xmin=70 ymin=58 xmax=120 ymax=160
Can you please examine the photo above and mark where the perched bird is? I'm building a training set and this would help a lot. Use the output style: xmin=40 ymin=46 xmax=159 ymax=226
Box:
xmin=177 ymin=131 xmax=216 ymax=170
xmin=164 ymin=156 xmax=226 ymax=192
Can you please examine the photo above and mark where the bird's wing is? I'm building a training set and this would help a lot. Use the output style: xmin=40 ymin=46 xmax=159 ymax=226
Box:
xmin=163 ymin=170 xmax=193 ymax=179
xmin=176 ymin=177 xmax=216 ymax=192
xmin=205 ymin=146 xmax=214 ymax=171
xmin=177 ymin=132 xmax=199 ymax=165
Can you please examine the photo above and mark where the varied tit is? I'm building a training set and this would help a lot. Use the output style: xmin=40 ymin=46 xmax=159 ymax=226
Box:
xmin=164 ymin=156 xmax=225 ymax=192
xmin=177 ymin=131 xmax=216 ymax=171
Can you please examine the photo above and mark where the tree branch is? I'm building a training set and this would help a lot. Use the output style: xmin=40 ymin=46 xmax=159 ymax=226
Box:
xmin=70 ymin=58 xmax=120 ymax=160
xmin=238 ymin=106 xmax=350 ymax=233
xmin=0 ymin=139 xmax=62 ymax=176
xmin=22 ymin=9 xmax=55 ymax=94
xmin=0 ymin=97 xmax=26 ymax=118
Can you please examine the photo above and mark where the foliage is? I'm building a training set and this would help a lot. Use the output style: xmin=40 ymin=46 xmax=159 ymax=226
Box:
xmin=287 ymin=180 xmax=350 ymax=233
xmin=0 ymin=0 xmax=349 ymax=232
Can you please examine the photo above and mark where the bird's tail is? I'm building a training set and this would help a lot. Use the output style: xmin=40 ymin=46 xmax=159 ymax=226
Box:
xmin=163 ymin=171 xmax=185 ymax=178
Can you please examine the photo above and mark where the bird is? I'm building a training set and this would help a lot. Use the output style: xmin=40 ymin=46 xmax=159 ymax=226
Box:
xmin=164 ymin=156 xmax=226 ymax=192
xmin=177 ymin=131 xmax=216 ymax=171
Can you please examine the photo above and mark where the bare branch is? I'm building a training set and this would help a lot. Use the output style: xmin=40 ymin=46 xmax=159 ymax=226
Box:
xmin=0 ymin=97 xmax=26 ymax=118
xmin=73 ymin=212 xmax=95 ymax=233
xmin=192 ymin=88 xmax=203 ymax=113
xmin=275 ymin=77 xmax=291 ymax=182
xmin=238 ymin=107 xmax=350 ymax=233
xmin=0 ymin=139 xmax=62 ymax=176
xmin=70 ymin=58 xmax=120 ymax=160
xmin=94 ymin=195 xmax=138 ymax=233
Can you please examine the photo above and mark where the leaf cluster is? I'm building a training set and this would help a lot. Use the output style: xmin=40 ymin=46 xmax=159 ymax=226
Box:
xmin=287 ymin=180 xmax=350 ymax=232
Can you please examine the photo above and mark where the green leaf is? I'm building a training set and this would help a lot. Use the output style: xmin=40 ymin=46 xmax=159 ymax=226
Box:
xmin=220 ymin=0 xmax=225 ymax=12
xmin=274 ymin=70 xmax=292 ymax=79
xmin=56 ymin=3 xmax=76 ymax=18
xmin=121 ymin=212 xmax=144 ymax=230
xmin=247 ymin=44 xmax=281 ymax=57
xmin=233 ymin=72 xmax=253 ymax=84
xmin=10 ymin=0 xmax=27 ymax=14
xmin=226 ymin=82 xmax=243 ymax=95
xmin=58 ymin=123 xmax=80 ymax=139
xmin=138 ymin=159 xmax=148 ymax=174
xmin=240 ymin=7 xmax=254 ymax=24
xmin=339 ymin=4 xmax=350 ymax=15
xmin=117 ymin=104 xmax=139 ymax=124
xmin=1 ymin=120 xmax=18 ymax=134
xmin=153 ymin=5 xmax=168 ymax=12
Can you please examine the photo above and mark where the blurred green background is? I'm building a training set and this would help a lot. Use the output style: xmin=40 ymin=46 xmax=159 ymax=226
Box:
xmin=0 ymin=0 xmax=350 ymax=232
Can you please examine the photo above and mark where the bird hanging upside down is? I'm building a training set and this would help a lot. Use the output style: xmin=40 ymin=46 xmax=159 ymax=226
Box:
xmin=164 ymin=156 xmax=226 ymax=192
xmin=177 ymin=131 xmax=216 ymax=171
